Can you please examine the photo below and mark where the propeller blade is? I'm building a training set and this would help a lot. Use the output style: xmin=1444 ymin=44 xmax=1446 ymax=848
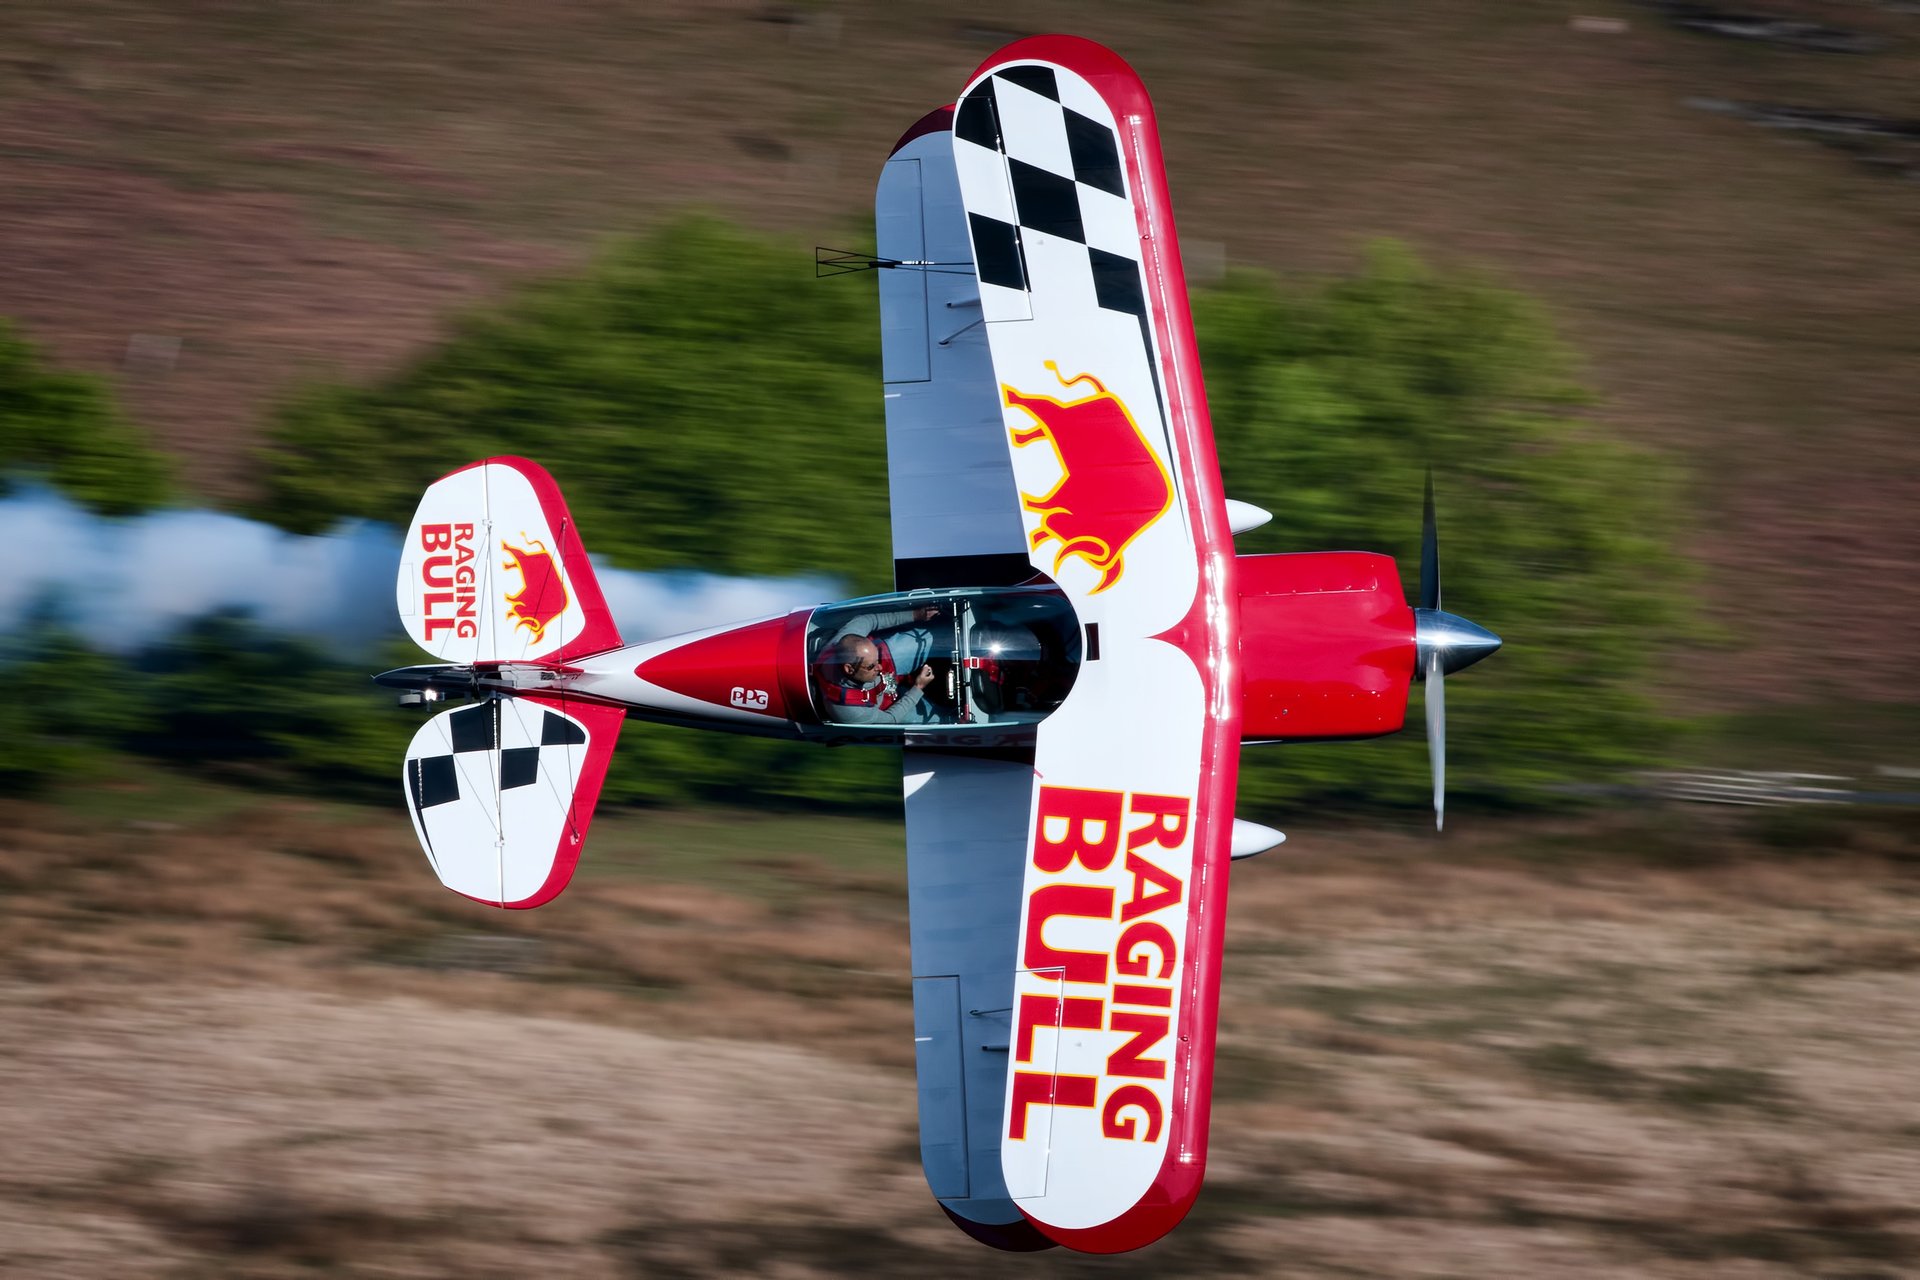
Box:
xmin=1427 ymin=647 xmax=1445 ymax=831
xmin=1420 ymin=470 xmax=1440 ymax=612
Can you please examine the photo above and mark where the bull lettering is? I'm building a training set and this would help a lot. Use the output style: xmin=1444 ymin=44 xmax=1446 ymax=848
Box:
xmin=1023 ymin=884 xmax=1116 ymax=984
xmin=1013 ymin=992 xmax=1104 ymax=1064
xmin=1033 ymin=786 xmax=1124 ymax=874
xmin=1008 ymin=1070 xmax=1098 ymax=1140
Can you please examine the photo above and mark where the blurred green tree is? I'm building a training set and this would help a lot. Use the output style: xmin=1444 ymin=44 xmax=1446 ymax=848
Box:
xmin=1205 ymin=244 xmax=1689 ymax=812
xmin=0 ymin=625 xmax=154 ymax=793
xmin=128 ymin=615 xmax=414 ymax=802
xmin=257 ymin=221 xmax=1684 ymax=813
xmin=259 ymin=214 xmax=890 ymax=592
xmin=122 ymin=614 xmax=896 ymax=813
xmin=0 ymin=319 xmax=171 ymax=513
xmin=257 ymin=214 xmax=899 ymax=808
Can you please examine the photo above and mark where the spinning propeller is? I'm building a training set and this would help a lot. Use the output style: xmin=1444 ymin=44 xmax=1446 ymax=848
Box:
xmin=1413 ymin=474 xmax=1502 ymax=830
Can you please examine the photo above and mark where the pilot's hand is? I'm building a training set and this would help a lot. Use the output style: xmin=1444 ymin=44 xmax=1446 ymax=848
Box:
xmin=914 ymin=664 xmax=935 ymax=690
xmin=913 ymin=605 xmax=941 ymax=623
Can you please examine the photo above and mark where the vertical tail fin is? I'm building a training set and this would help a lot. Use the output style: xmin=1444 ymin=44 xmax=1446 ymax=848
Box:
xmin=397 ymin=457 xmax=623 ymax=665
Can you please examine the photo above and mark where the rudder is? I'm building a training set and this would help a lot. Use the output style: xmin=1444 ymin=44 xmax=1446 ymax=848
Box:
xmin=397 ymin=457 xmax=622 ymax=666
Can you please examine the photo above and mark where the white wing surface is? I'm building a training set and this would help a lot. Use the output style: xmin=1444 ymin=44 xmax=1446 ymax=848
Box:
xmin=948 ymin=37 xmax=1243 ymax=1253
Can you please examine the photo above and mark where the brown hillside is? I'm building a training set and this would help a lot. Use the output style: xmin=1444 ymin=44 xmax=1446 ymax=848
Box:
xmin=1 ymin=1 xmax=1915 ymax=707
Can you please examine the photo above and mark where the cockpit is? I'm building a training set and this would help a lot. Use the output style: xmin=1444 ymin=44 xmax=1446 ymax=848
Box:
xmin=806 ymin=585 xmax=1082 ymax=729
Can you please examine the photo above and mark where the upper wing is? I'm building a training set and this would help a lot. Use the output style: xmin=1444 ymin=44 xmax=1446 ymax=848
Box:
xmin=949 ymin=37 xmax=1243 ymax=1252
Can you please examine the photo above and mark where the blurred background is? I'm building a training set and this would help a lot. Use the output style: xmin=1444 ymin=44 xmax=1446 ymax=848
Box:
xmin=1 ymin=2 xmax=1916 ymax=1275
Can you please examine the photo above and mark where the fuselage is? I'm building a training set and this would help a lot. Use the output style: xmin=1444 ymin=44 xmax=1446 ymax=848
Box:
xmin=569 ymin=583 xmax=1082 ymax=749
xmin=383 ymin=553 xmax=1461 ymax=753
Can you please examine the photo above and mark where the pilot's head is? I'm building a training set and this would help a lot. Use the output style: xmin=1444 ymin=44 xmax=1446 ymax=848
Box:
xmin=835 ymin=635 xmax=882 ymax=683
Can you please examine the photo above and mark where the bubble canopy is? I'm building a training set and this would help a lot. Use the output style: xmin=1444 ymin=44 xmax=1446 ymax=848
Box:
xmin=805 ymin=585 xmax=1082 ymax=729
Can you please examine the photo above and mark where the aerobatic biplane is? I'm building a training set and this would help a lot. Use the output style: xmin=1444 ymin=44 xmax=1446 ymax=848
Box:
xmin=377 ymin=35 xmax=1499 ymax=1254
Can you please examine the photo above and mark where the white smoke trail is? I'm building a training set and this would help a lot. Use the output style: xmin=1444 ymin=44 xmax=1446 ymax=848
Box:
xmin=0 ymin=487 xmax=842 ymax=655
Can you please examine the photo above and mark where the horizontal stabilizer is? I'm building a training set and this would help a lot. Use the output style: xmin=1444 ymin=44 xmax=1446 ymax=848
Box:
xmin=397 ymin=456 xmax=622 ymax=666
xmin=402 ymin=693 xmax=625 ymax=909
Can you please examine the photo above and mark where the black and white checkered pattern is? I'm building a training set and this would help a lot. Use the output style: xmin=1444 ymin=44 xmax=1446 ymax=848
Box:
xmin=407 ymin=701 xmax=586 ymax=814
xmin=952 ymin=66 xmax=1148 ymax=325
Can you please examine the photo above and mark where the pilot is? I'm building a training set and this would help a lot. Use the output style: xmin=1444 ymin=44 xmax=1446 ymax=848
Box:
xmin=817 ymin=633 xmax=936 ymax=724
xmin=831 ymin=604 xmax=945 ymax=674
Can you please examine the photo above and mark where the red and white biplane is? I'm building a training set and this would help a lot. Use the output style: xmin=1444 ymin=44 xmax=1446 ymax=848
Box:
xmin=377 ymin=35 xmax=1498 ymax=1254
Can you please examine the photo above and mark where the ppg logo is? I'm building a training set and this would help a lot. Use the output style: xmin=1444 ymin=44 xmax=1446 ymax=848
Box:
xmin=730 ymin=687 xmax=770 ymax=711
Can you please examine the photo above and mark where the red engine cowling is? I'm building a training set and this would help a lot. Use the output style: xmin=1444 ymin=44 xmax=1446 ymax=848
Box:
xmin=1237 ymin=552 xmax=1417 ymax=742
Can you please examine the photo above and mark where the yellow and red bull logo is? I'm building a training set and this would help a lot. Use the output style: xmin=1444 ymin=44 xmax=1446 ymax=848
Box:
xmin=1004 ymin=363 xmax=1173 ymax=593
xmin=502 ymin=535 xmax=570 ymax=644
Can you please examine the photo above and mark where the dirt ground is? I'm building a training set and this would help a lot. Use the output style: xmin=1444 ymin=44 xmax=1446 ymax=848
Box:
xmin=3 ymin=785 xmax=1918 ymax=1277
